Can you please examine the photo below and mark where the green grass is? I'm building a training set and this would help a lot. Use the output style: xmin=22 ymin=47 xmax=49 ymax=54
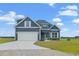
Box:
xmin=34 ymin=39 xmax=79 ymax=55
xmin=0 ymin=37 xmax=15 ymax=44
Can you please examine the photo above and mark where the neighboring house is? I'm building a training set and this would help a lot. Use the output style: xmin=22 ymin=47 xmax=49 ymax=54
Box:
xmin=16 ymin=17 xmax=60 ymax=41
xmin=75 ymin=36 xmax=79 ymax=38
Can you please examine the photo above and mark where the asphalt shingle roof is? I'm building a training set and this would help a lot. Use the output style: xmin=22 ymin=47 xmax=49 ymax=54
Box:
xmin=36 ymin=20 xmax=53 ymax=29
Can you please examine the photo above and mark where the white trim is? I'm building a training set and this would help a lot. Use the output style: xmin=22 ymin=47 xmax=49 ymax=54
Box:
xmin=16 ymin=27 xmax=25 ymax=28
xmin=16 ymin=27 xmax=50 ymax=30
xmin=24 ymin=21 xmax=31 ymax=28
xmin=16 ymin=17 xmax=41 ymax=28
xmin=33 ymin=20 xmax=41 ymax=28
xmin=50 ymin=29 xmax=59 ymax=38
xmin=39 ymin=28 xmax=41 ymax=40
xmin=41 ymin=29 xmax=50 ymax=30
xmin=51 ymin=32 xmax=58 ymax=38
xmin=50 ymin=32 xmax=52 ymax=38
xmin=17 ymin=32 xmax=38 ymax=41
xmin=16 ymin=18 xmax=25 ymax=26
xmin=24 ymin=20 xmax=26 ymax=27
xmin=16 ymin=27 xmax=39 ymax=28
xmin=49 ymin=25 xmax=60 ymax=30
xmin=57 ymin=32 xmax=59 ymax=38
xmin=41 ymin=26 xmax=58 ymax=30
xmin=29 ymin=21 xmax=31 ymax=27
xmin=49 ymin=25 xmax=53 ymax=29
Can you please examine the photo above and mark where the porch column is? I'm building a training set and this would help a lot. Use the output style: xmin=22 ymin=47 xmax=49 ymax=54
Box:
xmin=58 ymin=31 xmax=60 ymax=39
xmin=39 ymin=29 xmax=41 ymax=41
xmin=56 ymin=32 xmax=59 ymax=39
xmin=50 ymin=32 xmax=52 ymax=38
xmin=57 ymin=32 xmax=58 ymax=38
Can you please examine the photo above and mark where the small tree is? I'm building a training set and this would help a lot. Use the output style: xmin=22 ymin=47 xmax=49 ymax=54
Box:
xmin=67 ymin=38 xmax=71 ymax=41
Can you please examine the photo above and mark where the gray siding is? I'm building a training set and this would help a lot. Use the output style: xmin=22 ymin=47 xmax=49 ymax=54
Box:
xmin=17 ymin=19 xmax=22 ymax=23
xmin=50 ymin=29 xmax=59 ymax=32
xmin=16 ymin=17 xmax=39 ymax=27
xmin=36 ymin=20 xmax=52 ymax=29
xmin=16 ymin=17 xmax=60 ymax=40
xmin=51 ymin=25 xmax=60 ymax=30
xmin=16 ymin=21 xmax=24 ymax=27
xmin=16 ymin=28 xmax=39 ymax=32
xmin=31 ymin=21 xmax=39 ymax=27
xmin=25 ymin=17 xmax=39 ymax=27
xmin=42 ymin=25 xmax=50 ymax=29
xmin=41 ymin=30 xmax=50 ymax=33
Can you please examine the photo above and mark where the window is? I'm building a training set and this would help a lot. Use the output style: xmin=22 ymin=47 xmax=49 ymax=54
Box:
xmin=52 ymin=32 xmax=57 ymax=38
xmin=42 ymin=24 xmax=47 ymax=27
xmin=25 ymin=21 xmax=31 ymax=27
xmin=42 ymin=23 xmax=48 ymax=27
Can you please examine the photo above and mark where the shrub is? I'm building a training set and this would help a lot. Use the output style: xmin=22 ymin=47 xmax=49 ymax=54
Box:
xmin=67 ymin=38 xmax=71 ymax=41
xmin=48 ymin=38 xmax=52 ymax=40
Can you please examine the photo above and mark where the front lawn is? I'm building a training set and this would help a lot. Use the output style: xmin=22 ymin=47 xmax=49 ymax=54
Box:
xmin=34 ymin=39 xmax=79 ymax=55
xmin=0 ymin=37 xmax=15 ymax=44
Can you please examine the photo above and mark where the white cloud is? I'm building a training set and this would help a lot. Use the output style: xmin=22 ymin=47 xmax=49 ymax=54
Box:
xmin=62 ymin=5 xmax=78 ymax=10
xmin=59 ymin=5 xmax=78 ymax=16
xmin=49 ymin=3 xmax=55 ymax=7
xmin=76 ymin=30 xmax=79 ymax=33
xmin=61 ymin=28 xmax=69 ymax=33
xmin=67 ymin=5 xmax=78 ymax=10
xmin=9 ymin=11 xmax=16 ymax=17
xmin=0 ymin=11 xmax=15 ymax=21
xmin=59 ymin=10 xmax=78 ymax=16
xmin=53 ymin=18 xmax=62 ymax=23
xmin=6 ymin=22 xmax=15 ymax=25
xmin=73 ymin=18 xmax=79 ymax=24
xmin=0 ymin=11 xmax=25 ymax=22
xmin=57 ymin=22 xmax=64 ymax=26
xmin=53 ymin=18 xmax=64 ymax=26
xmin=16 ymin=15 xmax=25 ymax=19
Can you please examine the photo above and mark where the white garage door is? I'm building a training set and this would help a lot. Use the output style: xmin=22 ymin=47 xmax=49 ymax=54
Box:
xmin=17 ymin=32 xmax=38 ymax=41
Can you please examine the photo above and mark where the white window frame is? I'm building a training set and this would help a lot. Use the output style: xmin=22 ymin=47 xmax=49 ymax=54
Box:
xmin=42 ymin=24 xmax=47 ymax=27
xmin=51 ymin=32 xmax=58 ymax=38
xmin=24 ymin=21 xmax=31 ymax=28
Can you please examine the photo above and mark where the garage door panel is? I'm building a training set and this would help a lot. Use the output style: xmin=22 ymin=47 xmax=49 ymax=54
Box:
xmin=17 ymin=32 xmax=38 ymax=41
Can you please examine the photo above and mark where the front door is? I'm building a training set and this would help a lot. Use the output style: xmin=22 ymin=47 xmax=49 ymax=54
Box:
xmin=41 ymin=33 xmax=48 ymax=40
xmin=44 ymin=34 xmax=47 ymax=40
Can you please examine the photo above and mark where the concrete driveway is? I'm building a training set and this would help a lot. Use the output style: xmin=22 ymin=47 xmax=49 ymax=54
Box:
xmin=0 ymin=41 xmax=46 ymax=50
xmin=0 ymin=41 xmax=74 ymax=56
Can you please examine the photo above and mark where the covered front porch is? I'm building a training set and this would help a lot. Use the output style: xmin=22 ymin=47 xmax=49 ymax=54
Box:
xmin=38 ymin=30 xmax=60 ymax=41
xmin=41 ymin=30 xmax=50 ymax=41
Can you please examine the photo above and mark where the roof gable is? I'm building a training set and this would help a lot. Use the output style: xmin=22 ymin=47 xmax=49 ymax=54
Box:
xmin=16 ymin=17 xmax=40 ymax=28
xmin=50 ymin=25 xmax=60 ymax=30
xmin=36 ymin=20 xmax=52 ymax=29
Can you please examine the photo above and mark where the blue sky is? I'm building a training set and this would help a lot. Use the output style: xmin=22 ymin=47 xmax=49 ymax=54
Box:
xmin=0 ymin=3 xmax=79 ymax=37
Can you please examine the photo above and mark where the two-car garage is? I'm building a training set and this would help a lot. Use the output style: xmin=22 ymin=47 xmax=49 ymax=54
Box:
xmin=17 ymin=32 xmax=38 ymax=41
xmin=16 ymin=17 xmax=40 ymax=41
